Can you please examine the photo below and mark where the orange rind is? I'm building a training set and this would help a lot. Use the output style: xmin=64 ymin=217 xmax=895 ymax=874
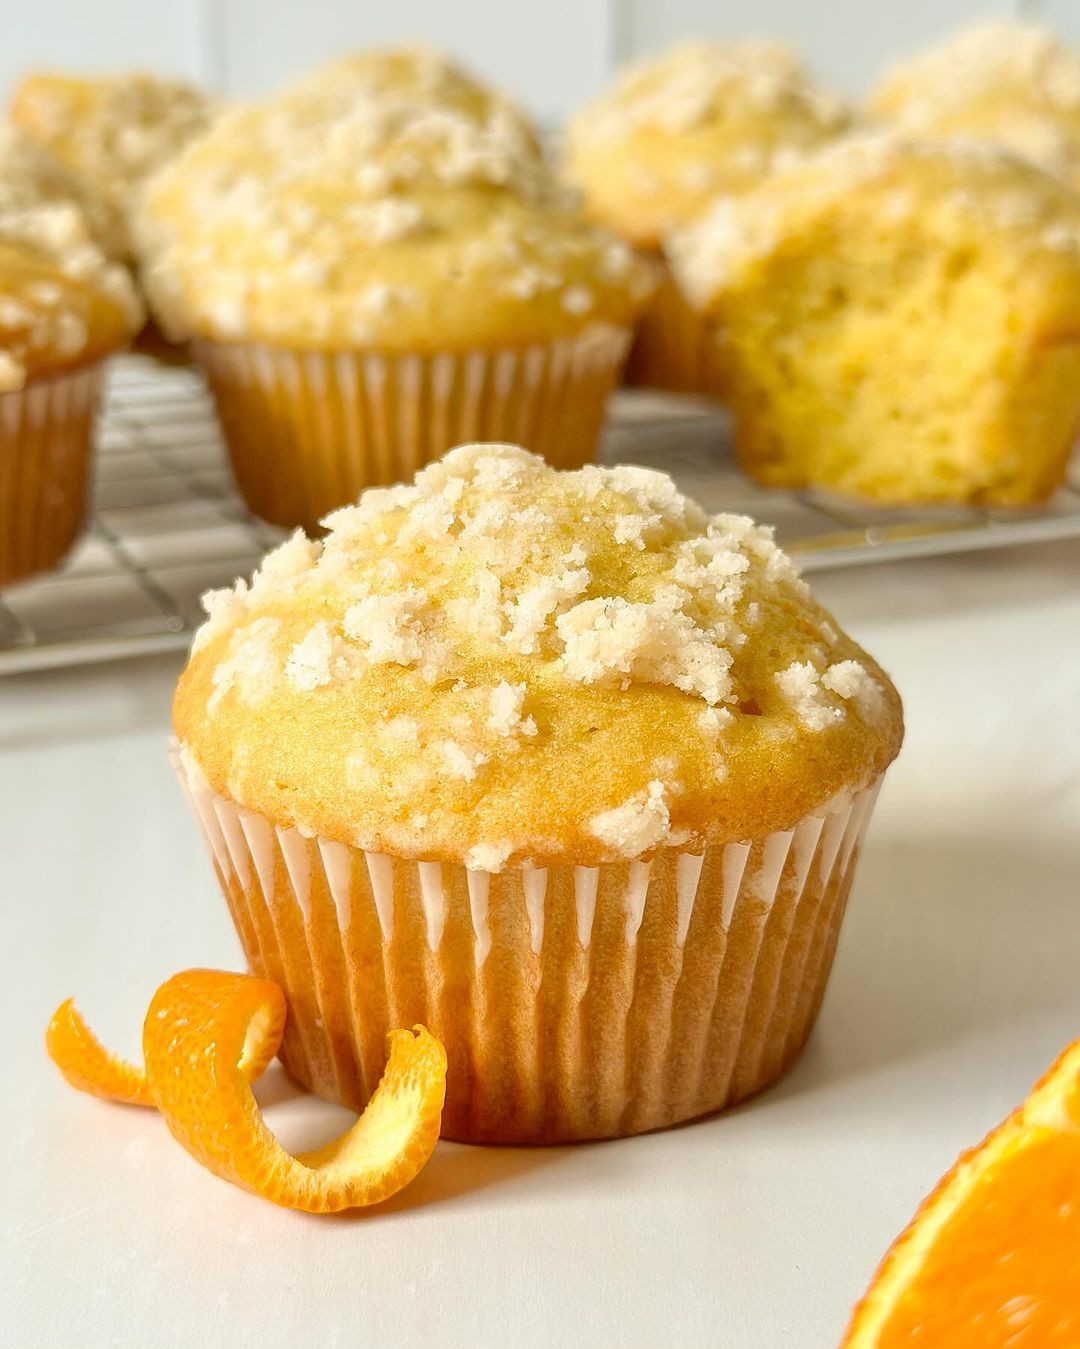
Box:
xmin=843 ymin=1035 xmax=1080 ymax=1346
xmin=47 ymin=969 xmax=448 ymax=1213
xmin=46 ymin=997 xmax=153 ymax=1107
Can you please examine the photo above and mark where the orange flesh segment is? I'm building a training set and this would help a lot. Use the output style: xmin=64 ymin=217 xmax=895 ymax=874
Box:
xmin=880 ymin=1130 xmax=1080 ymax=1346
xmin=142 ymin=969 xmax=447 ymax=1213
xmin=845 ymin=1038 xmax=1080 ymax=1347
xmin=46 ymin=998 xmax=153 ymax=1107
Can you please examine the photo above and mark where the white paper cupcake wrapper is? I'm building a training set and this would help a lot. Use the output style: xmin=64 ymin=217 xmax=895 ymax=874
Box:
xmin=174 ymin=747 xmax=882 ymax=1142
xmin=0 ymin=363 xmax=105 ymax=585
xmin=624 ymin=259 xmax=728 ymax=399
xmin=193 ymin=325 xmax=632 ymax=530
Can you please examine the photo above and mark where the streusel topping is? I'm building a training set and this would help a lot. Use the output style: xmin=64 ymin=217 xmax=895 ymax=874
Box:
xmin=137 ymin=50 xmax=651 ymax=347
xmin=869 ymin=21 xmax=1080 ymax=184
xmin=564 ymin=40 xmax=851 ymax=246
xmin=176 ymin=445 xmax=901 ymax=865
xmin=11 ymin=71 xmax=217 ymax=258
xmin=0 ymin=126 xmax=141 ymax=387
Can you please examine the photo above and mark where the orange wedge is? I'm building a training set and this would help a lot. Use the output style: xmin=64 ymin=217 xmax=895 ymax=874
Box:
xmin=843 ymin=1036 xmax=1080 ymax=1347
xmin=47 ymin=969 xmax=447 ymax=1213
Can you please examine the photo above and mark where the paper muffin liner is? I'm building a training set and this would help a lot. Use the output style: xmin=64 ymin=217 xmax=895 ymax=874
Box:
xmin=174 ymin=749 xmax=882 ymax=1142
xmin=193 ymin=325 xmax=632 ymax=532
xmin=624 ymin=258 xmax=729 ymax=400
xmin=0 ymin=363 xmax=106 ymax=586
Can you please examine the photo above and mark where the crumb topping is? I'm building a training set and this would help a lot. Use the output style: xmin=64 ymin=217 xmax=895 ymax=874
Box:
xmin=11 ymin=71 xmax=216 ymax=257
xmin=668 ymin=133 xmax=1080 ymax=308
xmin=564 ymin=40 xmax=850 ymax=243
xmin=0 ymin=126 xmax=142 ymax=386
xmin=590 ymin=780 xmax=670 ymax=855
xmin=185 ymin=444 xmax=895 ymax=861
xmin=871 ymin=21 xmax=1080 ymax=181
xmin=137 ymin=50 xmax=652 ymax=346
xmin=569 ymin=40 xmax=848 ymax=145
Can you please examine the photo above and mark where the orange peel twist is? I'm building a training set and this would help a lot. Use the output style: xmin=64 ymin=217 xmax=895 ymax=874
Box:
xmin=46 ymin=969 xmax=447 ymax=1213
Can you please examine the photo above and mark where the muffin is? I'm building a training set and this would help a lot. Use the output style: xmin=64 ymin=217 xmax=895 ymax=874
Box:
xmin=0 ymin=127 xmax=141 ymax=585
xmin=10 ymin=70 xmax=216 ymax=263
xmin=172 ymin=442 xmax=902 ymax=1143
xmin=868 ymin=20 xmax=1080 ymax=190
xmin=564 ymin=40 xmax=850 ymax=396
xmin=138 ymin=54 xmax=653 ymax=530
xmin=669 ymin=135 xmax=1080 ymax=506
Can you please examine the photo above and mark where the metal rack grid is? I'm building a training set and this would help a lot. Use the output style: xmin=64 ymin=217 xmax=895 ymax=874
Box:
xmin=2 ymin=355 xmax=1080 ymax=676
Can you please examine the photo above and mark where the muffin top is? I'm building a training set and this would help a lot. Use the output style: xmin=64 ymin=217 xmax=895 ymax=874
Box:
xmin=669 ymin=134 xmax=1080 ymax=315
xmin=868 ymin=21 xmax=1080 ymax=187
xmin=277 ymin=45 xmax=541 ymax=156
xmin=0 ymin=126 xmax=142 ymax=389
xmin=10 ymin=70 xmax=217 ymax=260
xmin=138 ymin=49 xmax=653 ymax=350
xmin=564 ymin=40 xmax=851 ymax=248
xmin=174 ymin=444 xmax=902 ymax=868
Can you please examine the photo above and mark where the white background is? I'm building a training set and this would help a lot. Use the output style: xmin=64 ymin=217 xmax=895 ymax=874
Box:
xmin=0 ymin=0 xmax=1073 ymax=124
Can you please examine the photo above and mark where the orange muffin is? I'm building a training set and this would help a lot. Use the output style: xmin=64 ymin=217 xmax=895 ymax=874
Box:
xmin=669 ymin=134 xmax=1080 ymax=505
xmin=138 ymin=50 xmax=653 ymax=529
xmin=869 ymin=20 xmax=1080 ymax=189
xmin=173 ymin=442 xmax=902 ymax=1142
xmin=10 ymin=69 xmax=216 ymax=263
xmin=565 ymin=40 xmax=850 ymax=397
xmin=0 ymin=127 xmax=141 ymax=584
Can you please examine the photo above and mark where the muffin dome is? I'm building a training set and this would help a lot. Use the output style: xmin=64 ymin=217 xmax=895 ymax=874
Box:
xmin=0 ymin=126 xmax=141 ymax=388
xmin=175 ymin=443 xmax=902 ymax=868
xmin=564 ymin=40 xmax=851 ymax=247
xmin=868 ymin=21 xmax=1080 ymax=189
xmin=138 ymin=53 xmax=652 ymax=350
xmin=277 ymin=45 xmax=540 ymax=155
xmin=10 ymin=70 xmax=216 ymax=260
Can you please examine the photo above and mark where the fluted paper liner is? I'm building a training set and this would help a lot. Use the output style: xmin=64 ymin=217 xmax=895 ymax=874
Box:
xmin=194 ymin=325 xmax=632 ymax=532
xmin=175 ymin=750 xmax=882 ymax=1142
xmin=625 ymin=258 xmax=728 ymax=400
xmin=0 ymin=363 xmax=105 ymax=585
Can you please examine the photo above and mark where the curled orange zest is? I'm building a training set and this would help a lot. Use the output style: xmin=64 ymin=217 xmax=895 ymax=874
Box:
xmin=46 ymin=997 xmax=153 ymax=1107
xmin=47 ymin=970 xmax=448 ymax=1213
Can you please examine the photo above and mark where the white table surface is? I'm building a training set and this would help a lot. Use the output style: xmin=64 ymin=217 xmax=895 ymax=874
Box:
xmin=3 ymin=538 xmax=1079 ymax=1349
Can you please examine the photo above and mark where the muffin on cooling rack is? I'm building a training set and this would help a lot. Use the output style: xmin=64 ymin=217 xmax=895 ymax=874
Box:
xmin=564 ymin=40 xmax=850 ymax=397
xmin=10 ymin=70 xmax=216 ymax=263
xmin=868 ymin=20 xmax=1080 ymax=191
xmin=669 ymin=135 xmax=1080 ymax=506
xmin=173 ymin=441 xmax=903 ymax=1143
xmin=0 ymin=127 xmax=141 ymax=585
xmin=138 ymin=49 xmax=654 ymax=531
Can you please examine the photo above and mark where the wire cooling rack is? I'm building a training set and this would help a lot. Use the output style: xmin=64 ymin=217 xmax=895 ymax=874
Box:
xmin=2 ymin=355 xmax=1080 ymax=675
